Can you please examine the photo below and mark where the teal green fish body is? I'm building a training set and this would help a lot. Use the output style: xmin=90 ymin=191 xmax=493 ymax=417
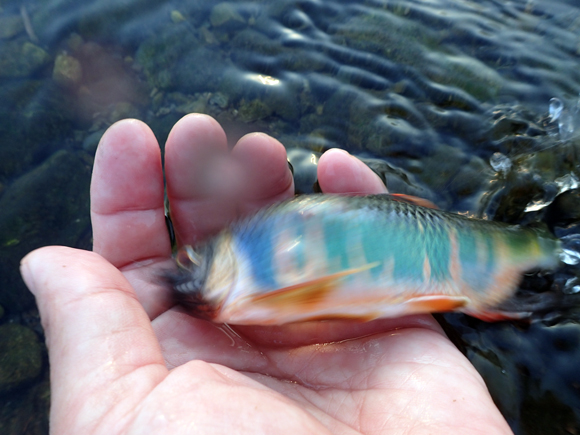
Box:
xmin=172 ymin=194 xmax=561 ymax=324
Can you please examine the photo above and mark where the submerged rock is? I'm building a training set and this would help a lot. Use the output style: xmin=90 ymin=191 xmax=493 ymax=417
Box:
xmin=0 ymin=150 xmax=91 ymax=312
xmin=0 ymin=324 xmax=42 ymax=395
xmin=0 ymin=80 xmax=75 ymax=182
xmin=136 ymin=24 xmax=228 ymax=93
xmin=52 ymin=53 xmax=82 ymax=87
xmin=0 ymin=14 xmax=24 ymax=39
xmin=237 ymin=98 xmax=272 ymax=122
xmin=170 ymin=10 xmax=186 ymax=24
xmin=0 ymin=373 xmax=49 ymax=435
xmin=210 ymin=2 xmax=246 ymax=29
xmin=0 ymin=39 xmax=50 ymax=78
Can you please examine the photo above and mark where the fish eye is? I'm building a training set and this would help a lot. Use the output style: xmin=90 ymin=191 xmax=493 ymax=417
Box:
xmin=176 ymin=245 xmax=202 ymax=271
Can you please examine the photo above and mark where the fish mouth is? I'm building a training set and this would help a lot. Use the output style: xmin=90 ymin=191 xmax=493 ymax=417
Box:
xmin=164 ymin=268 xmax=217 ymax=321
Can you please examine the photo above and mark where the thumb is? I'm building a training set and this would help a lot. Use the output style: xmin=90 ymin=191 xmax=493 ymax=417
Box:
xmin=20 ymin=246 xmax=167 ymax=433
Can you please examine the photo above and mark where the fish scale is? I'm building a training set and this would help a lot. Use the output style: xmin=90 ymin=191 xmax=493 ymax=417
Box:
xmin=171 ymin=194 xmax=561 ymax=324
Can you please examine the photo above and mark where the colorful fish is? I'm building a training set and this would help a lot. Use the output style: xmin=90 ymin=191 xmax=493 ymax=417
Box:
xmin=170 ymin=194 xmax=561 ymax=324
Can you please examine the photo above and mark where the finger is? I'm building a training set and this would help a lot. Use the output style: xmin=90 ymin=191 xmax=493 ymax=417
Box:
xmin=165 ymin=114 xmax=236 ymax=244
xmin=91 ymin=119 xmax=170 ymax=268
xmin=317 ymin=149 xmax=388 ymax=194
xmin=232 ymin=132 xmax=294 ymax=214
xmin=20 ymin=246 xmax=167 ymax=434
xmin=166 ymin=114 xmax=293 ymax=245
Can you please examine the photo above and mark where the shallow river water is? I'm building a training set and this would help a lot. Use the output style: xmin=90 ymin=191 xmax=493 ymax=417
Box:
xmin=0 ymin=0 xmax=579 ymax=433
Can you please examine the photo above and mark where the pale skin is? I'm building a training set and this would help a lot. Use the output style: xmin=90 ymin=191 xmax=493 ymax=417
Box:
xmin=20 ymin=114 xmax=514 ymax=435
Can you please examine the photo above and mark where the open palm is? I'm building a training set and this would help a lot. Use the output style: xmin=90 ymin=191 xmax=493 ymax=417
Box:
xmin=21 ymin=114 xmax=512 ymax=434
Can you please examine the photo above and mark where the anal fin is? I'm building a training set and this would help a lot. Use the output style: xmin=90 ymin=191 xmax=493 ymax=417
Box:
xmin=402 ymin=295 xmax=469 ymax=313
xmin=465 ymin=310 xmax=531 ymax=322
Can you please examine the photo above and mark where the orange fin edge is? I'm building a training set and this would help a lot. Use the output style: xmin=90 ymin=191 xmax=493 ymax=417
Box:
xmin=389 ymin=194 xmax=439 ymax=209
xmin=465 ymin=310 xmax=532 ymax=322
xmin=402 ymin=295 xmax=469 ymax=312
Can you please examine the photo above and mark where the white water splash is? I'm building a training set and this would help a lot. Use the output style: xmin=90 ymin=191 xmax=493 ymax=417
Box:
xmin=524 ymin=173 xmax=580 ymax=212
xmin=555 ymin=173 xmax=580 ymax=192
xmin=548 ymin=95 xmax=580 ymax=141
xmin=564 ymin=277 xmax=580 ymax=295
xmin=549 ymin=98 xmax=564 ymax=121
xmin=559 ymin=234 xmax=580 ymax=266
xmin=560 ymin=249 xmax=580 ymax=266
xmin=490 ymin=152 xmax=512 ymax=174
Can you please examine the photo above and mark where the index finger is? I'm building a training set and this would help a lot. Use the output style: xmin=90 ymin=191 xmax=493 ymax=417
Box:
xmin=91 ymin=119 xmax=170 ymax=268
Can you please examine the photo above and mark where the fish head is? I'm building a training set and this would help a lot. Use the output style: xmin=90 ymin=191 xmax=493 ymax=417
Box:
xmin=170 ymin=233 xmax=237 ymax=321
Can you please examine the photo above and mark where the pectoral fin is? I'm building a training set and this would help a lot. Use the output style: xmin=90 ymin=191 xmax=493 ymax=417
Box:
xmin=251 ymin=263 xmax=380 ymax=308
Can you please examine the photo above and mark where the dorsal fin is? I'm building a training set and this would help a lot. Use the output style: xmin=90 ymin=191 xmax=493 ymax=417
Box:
xmin=388 ymin=194 xmax=439 ymax=209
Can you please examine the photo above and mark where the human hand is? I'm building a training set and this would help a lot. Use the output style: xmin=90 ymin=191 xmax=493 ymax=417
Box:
xmin=20 ymin=114 xmax=513 ymax=434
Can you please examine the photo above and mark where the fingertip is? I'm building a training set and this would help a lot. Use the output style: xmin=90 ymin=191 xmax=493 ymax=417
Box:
xmin=318 ymin=149 xmax=387 ymax=194
xmin=165 ymin=114 xmax=230 ymax=200
xmin=233 ymin=133 xmax=294 ymax=203
xmin=317 ymin=148 xmax=350 ymax=173
xmin=166 ymin=113 xmax=228 ymax=157
xmin=235 ymin=132 xmax=286 ymax=152
xmin=233 ymin=132 xmax=289 ymax=178
xmin=20 ymin=246 xmax=106 ymax=298
xmin=19 ymin=245 xmax=158 ymax=348
xmin=20 ymin=248 xmax=42 ymax=297
xmin=92 ymin=119 xmax=163 ymax=214
xmin=96 ymin=119 xmax=155 ymax=161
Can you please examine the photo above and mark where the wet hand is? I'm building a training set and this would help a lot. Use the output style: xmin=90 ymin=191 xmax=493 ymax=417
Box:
xmin=20 ymin=114 xmax=513 ymax=434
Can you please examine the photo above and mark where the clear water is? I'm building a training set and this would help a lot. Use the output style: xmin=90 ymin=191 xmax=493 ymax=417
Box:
xmin=1 ymin=0 xmax=580 ymax=433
